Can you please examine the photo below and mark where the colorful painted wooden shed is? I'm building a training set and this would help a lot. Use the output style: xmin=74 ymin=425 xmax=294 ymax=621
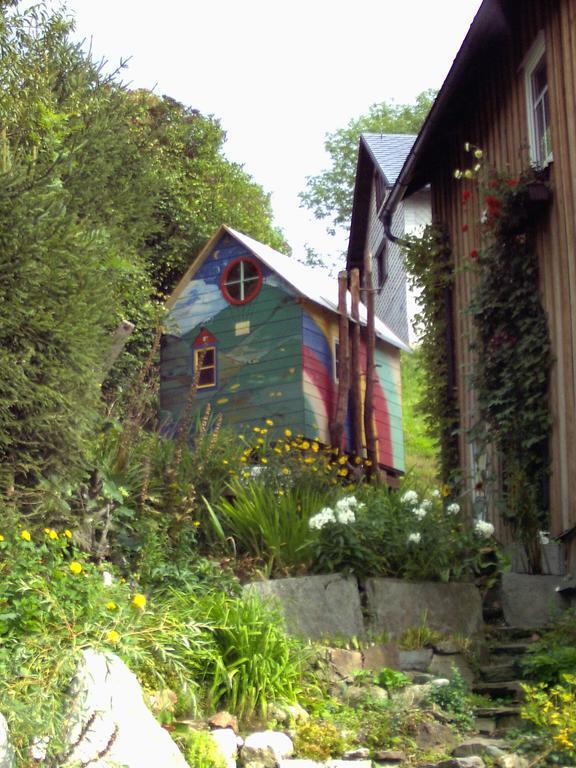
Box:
xmin=160 ymin=225 xmax=409 ymax=475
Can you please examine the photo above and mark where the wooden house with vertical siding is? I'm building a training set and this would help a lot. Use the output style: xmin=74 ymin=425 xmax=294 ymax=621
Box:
xmin=381 ymin=0 xmax=576 ymax=568
xmin=160 ymin=225 xmax=409 ymax=477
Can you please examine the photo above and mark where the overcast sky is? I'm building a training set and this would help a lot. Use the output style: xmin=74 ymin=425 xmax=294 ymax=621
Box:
xmin=56 ymin=0 xmax=481 ymax=262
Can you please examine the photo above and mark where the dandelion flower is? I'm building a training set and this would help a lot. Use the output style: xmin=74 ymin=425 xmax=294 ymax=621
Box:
xmin=282 ymin=468 xmax=290 ymax=475
xmin=20 ymin=530 xmax=31 ymax=542
xmin=338 ymin=456 xmax=347 ymax=465
xmin=301 ymin=441 xmax=310 ymax=450
xmin=63 ymin=529 xmax=72 ymax=539
xmin=132 ymin=593 xmax=147 ymax=610
xmin=69 ymin=561 xmax=82 ymax=575
xmin=337 ymin=468 xmax=348 ymax=477
xmin=106 ymin=630 xmax=121 ymax=644
xmin=193 ymin=520 xmax=201 ymax=527
xmin=106 ymin=601 xmax=117 ymax=611
xmin=265 ymin=419 xmax=274 ymax=426
xmin=0 ymin=535 xmax=4 ymax=542
xmin=312 ymin=442 xmax=319 ymax=452
xmin=48 ymin=529 xmax=58 ymax=540
xmin=284 ymin=429 xmax=292 ymax=437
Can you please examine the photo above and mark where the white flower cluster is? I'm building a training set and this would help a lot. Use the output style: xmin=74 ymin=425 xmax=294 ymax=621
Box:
xmin=474 ymin=519 xmax=495 ymax=538
xmin=431 ymin=489 xmax=441 ymax=498
xmin=414 ymin=507 xmax=427 ymax=521
xmin=309 ymin=496 xmax=364 ymax=530
xmin=401 ymin=490 xmax=419 ymax=506
xmin=309 ymin=507 xmax=336 ymax=530
xmin=407 ymin=532 xmax=422 ymax=544
xmin=446 ymin=502 xmax=460 ymax=516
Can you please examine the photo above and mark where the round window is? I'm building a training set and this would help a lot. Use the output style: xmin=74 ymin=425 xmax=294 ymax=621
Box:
xmin=221 ymin=257 xmax=262 ymax=305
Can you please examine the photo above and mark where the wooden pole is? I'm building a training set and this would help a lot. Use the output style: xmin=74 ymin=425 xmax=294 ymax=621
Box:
xmin=331 ymin=271 xmax=351 ymax=450
xmin=363 ymin=251 xmax=378 ymax=474
xmin=350 ymin=268 xmax=363 ymax=457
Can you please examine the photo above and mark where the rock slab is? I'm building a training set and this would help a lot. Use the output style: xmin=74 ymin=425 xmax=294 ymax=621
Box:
xmin=63 ymin=648 xmax=188 ymax=768
xmin=245 ymin=575 xmax=364 ymax=640
xmin=500 ymin=573 xmax=564 ymax=627
xmin=0 ymin=714 xmax=14 ymax=768
xmin=365 ymin=579 xmax=483 ymax=640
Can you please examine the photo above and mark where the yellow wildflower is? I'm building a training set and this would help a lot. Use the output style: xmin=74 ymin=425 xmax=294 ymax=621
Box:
xmin=69 ymin=561 xmax=82 ymax=575
xmin=260 ymin=428 xmax=267 ymax=434
xmin=311 ymin=442 xmax=319 ymax=452
xmin=253 ymin=426 xmax=261 ymax=433
xmin=44 ymin=528 xmax=50 ymax=534
xmin=238 ymin=434 xmax=245 ymax=440
xmin=222 ymin=459 xmax=229 ymax=465
xmin=257 ymin=437 xmax=265 ymax=445
xmin=240 ymin=456 xmax=247 ymax=462
xmin=20 ymin=530 xmax=31 ymax=542
xmin=274 ymin=447 xmax=282 ymax=454
xmin=304 ymin=457 xmax=313 ymax=464
xmin=284 ymin=444 xmax=290 ymax=452
xmin=48 ymin=529 xmax=58 ymax=540
xmin=354 ymin=456 xmax=362 ymax=465
xmin=338 ymin=456 xmax=347 ymax=465
xmin=106 ymin=630 xmax=121 ymax=644
xmin=338 ymin=468 xmax=349 ymax=477
xmin=284 ymin=429 xmax=292 ymax=437
xmin=261 ymin=457 xmax=268 ymax=464
xmin=193 ymin=520 xmax=201 ymax=527
xmin=106 ymin=601 xmax=117 ymax=611
xmin=365 ymin=460 xmax=373 ymax=467
xmin=132 ymin=593 xmax=147 ymax=610
xmin=0 ymin=535 xmax=4 ymax=542
xmin=265 ymin=419 xmax=274 ymax=426
xmin=63 ymin=529 xmax=72 ymax=539
xmin=282 ymin=468 xmax=290 ymax=475
xmin=301 ymin=441 xmax=310 ymax=450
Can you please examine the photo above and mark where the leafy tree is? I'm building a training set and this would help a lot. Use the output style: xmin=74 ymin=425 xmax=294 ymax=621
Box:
xmin=300 ymin=90 xmax=435 ymax=236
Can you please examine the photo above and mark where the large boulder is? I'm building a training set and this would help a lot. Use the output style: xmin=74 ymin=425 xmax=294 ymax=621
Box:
xmin=241 ymin=731 xmax=294 ymax=768
xmin=62 ymin=648 xmax=188 ymax=768
xmin=0 ymin=714 xmax=14 ymax=768
xmin=244 ymin=575 xmax=364 ymax=640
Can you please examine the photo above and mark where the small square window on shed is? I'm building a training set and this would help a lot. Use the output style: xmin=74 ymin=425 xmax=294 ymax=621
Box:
xmin=523 ymin=31 xmax=553 ymax=167
xmin=194 ymin=346 xmax=217 ymax=388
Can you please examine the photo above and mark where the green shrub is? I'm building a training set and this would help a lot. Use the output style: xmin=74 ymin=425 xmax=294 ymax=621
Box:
xmin=423 ymin=669 xmax=475 ymax=731
xmin=521 ymin=612 xmax=576 ymax=685
xmin=182 ymin=729 xmax=227 ymax=768
xmin=295 ymin=719 xmax=346 ymax=760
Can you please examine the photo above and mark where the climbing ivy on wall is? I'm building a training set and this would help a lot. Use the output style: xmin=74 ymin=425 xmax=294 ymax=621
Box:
xmin=403 ymin=226 xmax=460 ymax=485
xmin=457 ymin=147 xmax=552 ymax=557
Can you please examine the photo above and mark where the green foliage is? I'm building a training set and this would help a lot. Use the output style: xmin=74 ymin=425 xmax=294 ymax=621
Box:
xmin=375 ymin=667 xmax=411 ymax=692
xmin=205 ymin=479 xmax=328 ymax=576
xmin=401 ymin=349 xmax=440 ymax=483
xmin=194 ymin=591 xmax=311 ymax=719
xmin=521 ymin=611 xmax=576 ymax=685
xmin=182 ymin=729 xmax=227 ymax=768
xmin=300 ymin=91 xmax=435 ymax=236
xmin=294 ymin=718 xmax=346 ymax=760
xmin=521 ymin=675 xmax=576 ymax=761
xmin=0 ymin=519 xmax=311 ymax=763
xmin=424 ymin=669 xmax=475 ymax=731
xmin=398 ymin=616 xmax=443 ymax=650
xmin=463 ymin=160 xmax=552 ymax=549
xmin=403 ymin=227 xmax=459 ymax=484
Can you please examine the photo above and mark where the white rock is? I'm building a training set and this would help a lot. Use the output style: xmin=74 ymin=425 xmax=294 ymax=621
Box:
xmin=242 ymin=731 xmax=294 ymax=766
xmin=211 ymin=728 xmax=239 ymax=768
xmin=496 ymin=756 xmax=529 ymax=768
xmin=101 ymin=571 xmax=114 ymax=587
xmin=62 ymin=648 xmax=188 ymax=768
xmin=0 ymin=714 xmax=14 ymax=768
xmin=431 ymin=678 xmax=451 ymax=687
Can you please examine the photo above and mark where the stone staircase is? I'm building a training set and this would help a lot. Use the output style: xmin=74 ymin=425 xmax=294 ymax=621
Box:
xmin=472 ymin=626 xmax=542 ymax=735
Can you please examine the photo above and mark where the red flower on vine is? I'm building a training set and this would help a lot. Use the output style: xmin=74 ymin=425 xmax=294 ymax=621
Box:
xmin=470 ymin=249 xmax=479 ymax=260
xmin=462 ymin=190 xmax=471 ymax=204
xmin=462 ymin=223 xmax=469 ymax=233
xmin=506 ymin=179 xmax=518 ymax=188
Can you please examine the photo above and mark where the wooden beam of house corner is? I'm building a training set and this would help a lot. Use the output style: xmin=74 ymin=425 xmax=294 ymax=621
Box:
xmin=350 ymin=268 xmax=363 ymax=458
xmin=363 ymin=251 xmax=377 ymax=474
xmin=331 ymin=270 xmax=351 ymax=450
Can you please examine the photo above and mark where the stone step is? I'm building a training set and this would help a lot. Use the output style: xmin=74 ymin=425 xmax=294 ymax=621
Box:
xmin=473 ymin=681 xmax=525 ymax=701
xmin=474 ymin=706 xmax=522 ymax=736
xmin=487 ymin=641 xmax=534 ymax=657
xmin=479 ymin=662 xmax=519 ymax=682
xmin=484 ymin=626 xmax=544 ymax=642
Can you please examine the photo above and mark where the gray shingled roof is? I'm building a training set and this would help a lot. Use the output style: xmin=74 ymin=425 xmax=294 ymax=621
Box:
xmin=361 ymin=133 xmax=417 ymax=187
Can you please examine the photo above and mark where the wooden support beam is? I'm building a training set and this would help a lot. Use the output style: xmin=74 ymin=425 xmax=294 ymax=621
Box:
xmin=363 ymin=252 xmax=378 ymax=474
xmin=331 ymin=271 xmax=351 ymax=450
xmin=350 ymin=268 xmax=363 ymax=457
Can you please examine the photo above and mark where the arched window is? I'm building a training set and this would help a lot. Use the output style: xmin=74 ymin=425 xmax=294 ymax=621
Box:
xmin=221 ymin=257 xmax=262 ymax=305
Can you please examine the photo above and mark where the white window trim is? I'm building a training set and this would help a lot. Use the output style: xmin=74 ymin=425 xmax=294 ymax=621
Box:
xmin=333 ymin=338 xmax=340 ymax=383
xmin=523 ymin=31 xmax=553 ymax=167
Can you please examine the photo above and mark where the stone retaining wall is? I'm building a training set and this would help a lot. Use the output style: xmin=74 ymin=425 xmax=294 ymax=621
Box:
xmin=245 ymin=575 xmax=483 ymax=642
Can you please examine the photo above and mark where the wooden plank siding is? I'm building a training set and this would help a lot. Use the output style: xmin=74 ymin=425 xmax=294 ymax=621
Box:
xmin=302 ymin=304 xmax=405 ymax=471
xmin=427 ymin=1 xmax=576 ymax=541
xmin=160 ymin=234 xmax=307 ymax=438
